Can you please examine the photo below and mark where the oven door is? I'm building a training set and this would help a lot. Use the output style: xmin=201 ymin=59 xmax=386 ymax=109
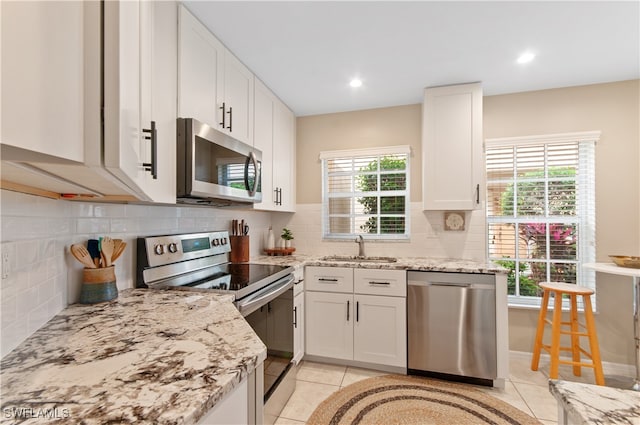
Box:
xmin=236 ymin=274 xmax=294 ymax=317
xmin=177 ymin=118 xmax=262 ymax=203
xmin=243 ymin=278 xmax=296 ymax=425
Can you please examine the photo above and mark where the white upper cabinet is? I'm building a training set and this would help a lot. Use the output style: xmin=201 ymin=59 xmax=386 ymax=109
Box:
xmin=103 ymin=0 xmax=177 ymax=203
xmin=422 ymin=82 xmax=483 ymax=210
xmin=1 ymin=1 xmax=177 ymax=203
xmin=178 ymin=5 xmax=254 ymax=145
xmin=221 ymin=52 xmax=254 ymax=145
xmin=177 ymin=6 xmax=224 ymax=128
xmin=1 ymin=1 xmax=87 ymax=163
xmin=253 ymin=79 xmax=296 ymax=212
xmin=273 ymin=99 xmax=296 ymax=211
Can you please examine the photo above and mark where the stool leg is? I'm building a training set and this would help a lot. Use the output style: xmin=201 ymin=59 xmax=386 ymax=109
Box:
xmin=570 ymin=294 xmax=582 ymax=376
xmin=549 ymin=291 xmax=563 ymax=379
xmin=531 ymin=289 xmax=550 ymax=371
xmin=583 ymin=295 xmax=605 ymax=385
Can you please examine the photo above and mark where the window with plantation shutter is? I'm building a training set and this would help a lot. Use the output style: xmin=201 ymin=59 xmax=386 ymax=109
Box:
xmin=485 ymin=132 xmax=598 ymax=308
xmin=321 ymin=146 xmax=410 ymax=240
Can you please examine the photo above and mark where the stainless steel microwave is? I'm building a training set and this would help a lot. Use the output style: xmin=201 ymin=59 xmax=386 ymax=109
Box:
xmin=177 ymin=118 xmax=262 ymax=205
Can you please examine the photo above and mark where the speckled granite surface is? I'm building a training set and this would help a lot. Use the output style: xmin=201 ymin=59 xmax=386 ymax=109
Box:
xmin=252 ymin=254 xmax=506 ymax=274
xmin=549 ymin=380 xmax=640 ymax=424
xmin=0 ymin=289 xmax=266 ymax=424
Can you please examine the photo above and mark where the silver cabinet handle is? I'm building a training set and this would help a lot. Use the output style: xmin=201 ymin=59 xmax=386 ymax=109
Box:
xmin=369 ymin=281 xmax=391 ymax=286
xmin=318 ymin=278 xmax=338 ymax=282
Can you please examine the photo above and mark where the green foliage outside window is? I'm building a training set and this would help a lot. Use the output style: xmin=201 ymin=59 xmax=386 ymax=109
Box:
xmin=497 ymin=167 xmax=578 ymax=294
xmin=356 ymin=156 xmax=406 ymax=234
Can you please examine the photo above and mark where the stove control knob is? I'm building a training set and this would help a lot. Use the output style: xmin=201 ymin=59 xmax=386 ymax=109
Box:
xmin=154 ymin=244 xmax=165 ymax=255
xmin=211 ymin=238 xmax=220 ymax=247
xmin=221 ymin=237 xmax=228 ymax=245
xmin=168 ymin=243 xmax=178 ymax=253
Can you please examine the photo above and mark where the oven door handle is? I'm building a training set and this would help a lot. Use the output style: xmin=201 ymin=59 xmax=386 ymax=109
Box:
xmin=236 ymin=275 xmax=294 ymax=317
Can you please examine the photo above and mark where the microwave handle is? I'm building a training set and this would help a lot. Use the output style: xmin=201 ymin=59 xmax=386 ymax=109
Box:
xmin=245 ymin=151 xmax=259 ymax=197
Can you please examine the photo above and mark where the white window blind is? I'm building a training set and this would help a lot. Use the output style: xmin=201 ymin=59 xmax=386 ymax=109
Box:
xmin=321 ymin=146 xmax=410 ymax=240
xmin=485 ymin=132 xmax=597 ymax=308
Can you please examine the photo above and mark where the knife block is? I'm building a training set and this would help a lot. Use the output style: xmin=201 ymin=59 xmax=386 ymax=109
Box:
xmin=80 ymin=266 xmax=118 ymax=304
xmin=230 ymin=236 xmax=249 ymax=263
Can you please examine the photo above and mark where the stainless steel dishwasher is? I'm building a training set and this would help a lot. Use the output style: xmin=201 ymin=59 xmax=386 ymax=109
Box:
xmin=407 ymin=271 xmax=497 ymax=385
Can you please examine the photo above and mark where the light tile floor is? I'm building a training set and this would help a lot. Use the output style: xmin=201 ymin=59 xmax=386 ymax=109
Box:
xmin=274 ymin=352 xmax=636 ymax=424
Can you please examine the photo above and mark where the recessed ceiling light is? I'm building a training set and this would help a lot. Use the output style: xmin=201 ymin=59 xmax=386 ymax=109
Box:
xmin=517 ymin=52 xmax=536 ymax=64
xmin=349 ymin=78 xmax=363 ymax=88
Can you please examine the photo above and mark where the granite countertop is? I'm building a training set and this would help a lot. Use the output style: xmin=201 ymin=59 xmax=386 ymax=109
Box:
xmin=549 ymin=380 xmax=640 ymax=424
xmin=252 ymin=254 xmax=506 ymax=274
xmin=0 ymin=289 xmax=267 ymax=425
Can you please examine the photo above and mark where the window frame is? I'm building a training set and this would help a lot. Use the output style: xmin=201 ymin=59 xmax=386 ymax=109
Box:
xmin=485 ymin=131 xmax=599 ymax=309
xmin=320 ymin=146 xmax=411 ymax=241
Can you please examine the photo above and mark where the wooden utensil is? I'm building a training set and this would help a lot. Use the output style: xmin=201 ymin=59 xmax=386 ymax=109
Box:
xmin=101 ymin=237 xmax=115 ymax=267
xmin=71 ymin=244 xmax=97 ymax=269
xmin=111 ymin=241 xmax=127 ymax=263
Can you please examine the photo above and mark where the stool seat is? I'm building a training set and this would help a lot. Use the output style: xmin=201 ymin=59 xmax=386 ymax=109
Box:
xmin=531 ymin=281 xmax=605 ymax=386
xmin=539 ymin=281 xmax=595 ymax=295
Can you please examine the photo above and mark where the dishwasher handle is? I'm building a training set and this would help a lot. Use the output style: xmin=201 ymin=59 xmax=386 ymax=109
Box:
xmin=408 ymin=280 xmax=494 ymax=290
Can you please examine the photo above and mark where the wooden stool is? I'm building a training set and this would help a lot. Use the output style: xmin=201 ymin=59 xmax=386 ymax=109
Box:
xmin=531 ymin=282 xmax=605 ymax=385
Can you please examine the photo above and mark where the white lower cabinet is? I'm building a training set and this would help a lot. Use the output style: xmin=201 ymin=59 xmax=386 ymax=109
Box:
xmin=306 ymin=291 xmax=354 ymax=360
xmin=293 ymin=284 xmax=305 ymax=363
xmin=198 ymin=364 xmax=262 ymax=425
xmin=353 ymin=294 xmax=406 ymax=367
xmin=305 ymin=267 xmax=407 ymax=369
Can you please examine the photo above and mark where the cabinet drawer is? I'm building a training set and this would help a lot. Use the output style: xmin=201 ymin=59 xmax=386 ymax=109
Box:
xmin=354 ymin=269 xmax=406 ymax=297
xmin=306 ymin=266 xmax=353 ymax=293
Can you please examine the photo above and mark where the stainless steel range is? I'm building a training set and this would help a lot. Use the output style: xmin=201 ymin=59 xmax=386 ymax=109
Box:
xmin=136 ymin=231 xmax=296 ymax=424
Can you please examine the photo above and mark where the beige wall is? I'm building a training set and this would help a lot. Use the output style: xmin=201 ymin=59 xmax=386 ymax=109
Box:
xmin=484 ymin=79 xmax=640 ymax=365
xmin=296 ymin=104 xmax=422 ymax=204
xmin=296 ymin=79 xmax=640 ymax=365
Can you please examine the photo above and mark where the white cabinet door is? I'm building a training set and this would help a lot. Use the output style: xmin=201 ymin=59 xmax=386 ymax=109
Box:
xmin=253 ymin=79 xmax=296 ymax=212
xmin=422 ymin=82 xmax=483 ymax=210
xmin=103 ymin=0 xmax=145 ymax=197
xmin=353 ymin=294 xmax=407 ymax=367
xmin=178 ymin=5 xmax=224 ymax=128
xmin=198 ymin=377 xmax=249 ymax=425
xmin=104 ymin=0 xmax=177 ymax=202
xmin=140 ymin=1 xmax=177 ymax=203
xmin=293 ymin=291 xmax=305 ymax=363
xmin=253 ymin=79 xmax=275 ymax=209
xmin=221 ymin=52 xmax=254 ymax=145
xmin=273 ymin=99 xmax=296 ymax=212
xmin=305 ymin=291 xmax=353 ymax=361
xmin=1 ymin=1 xmax=85 ymax=163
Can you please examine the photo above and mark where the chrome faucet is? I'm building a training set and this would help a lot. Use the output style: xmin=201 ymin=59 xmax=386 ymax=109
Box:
xmin=355 ymin=235 xmax=365 ymax=257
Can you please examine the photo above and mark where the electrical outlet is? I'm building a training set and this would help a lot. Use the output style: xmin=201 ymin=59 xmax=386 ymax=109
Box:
xmin=2 ymin=252 xmax=9 ymax=279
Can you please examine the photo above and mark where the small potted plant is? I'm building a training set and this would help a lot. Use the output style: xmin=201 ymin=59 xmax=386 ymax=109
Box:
xmin=281 ymin=228 xmax=294 ymax=248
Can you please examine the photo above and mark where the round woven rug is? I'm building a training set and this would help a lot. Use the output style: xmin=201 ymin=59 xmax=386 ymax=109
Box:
xmin=307 ymin=375 xmax=540 ymax=425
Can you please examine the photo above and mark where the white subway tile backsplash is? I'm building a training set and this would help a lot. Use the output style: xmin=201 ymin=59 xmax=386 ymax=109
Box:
xmin=1 ymin=191 xmax=276 ymax=358
xmin=76 ymin=218 xmax=110 ymax=234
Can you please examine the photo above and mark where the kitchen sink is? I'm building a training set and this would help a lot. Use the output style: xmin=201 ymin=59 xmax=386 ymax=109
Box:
xmin=321 ymin=255 xmax=398 ymax=263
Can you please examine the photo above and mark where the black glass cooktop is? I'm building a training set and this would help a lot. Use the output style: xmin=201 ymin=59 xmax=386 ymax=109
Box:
xmin=158 ymin=263 xmax=292 ymax=299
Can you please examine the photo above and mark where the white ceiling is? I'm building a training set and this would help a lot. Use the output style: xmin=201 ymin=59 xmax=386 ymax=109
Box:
xmin=183 ymin=1 xmax=640 ymax=116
